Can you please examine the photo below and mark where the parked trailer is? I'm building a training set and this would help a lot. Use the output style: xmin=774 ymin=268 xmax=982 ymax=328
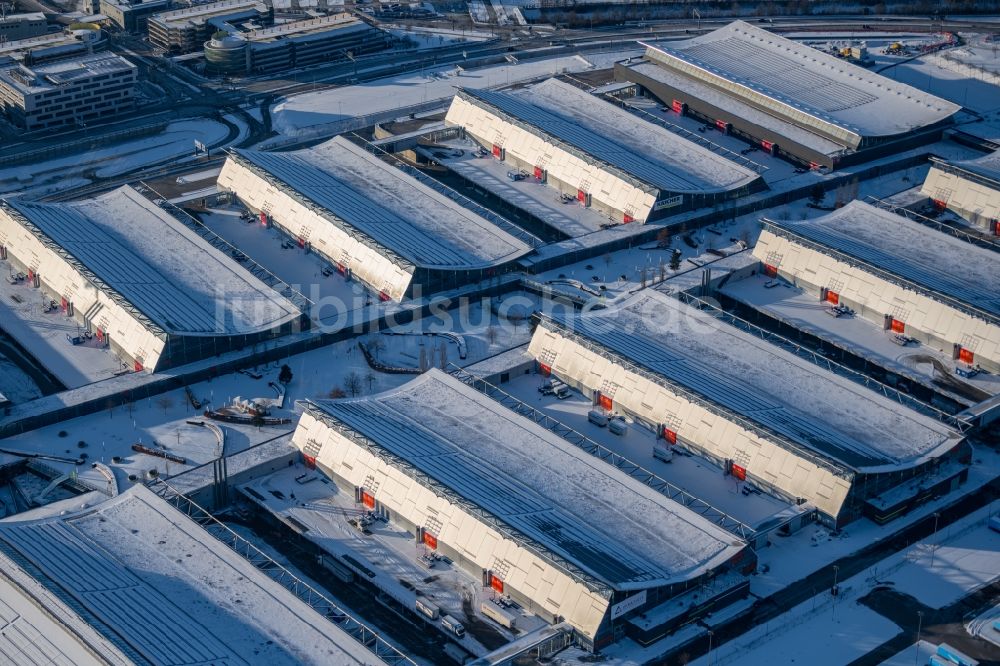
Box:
xmin=416 ymin=598 xmax=440 ymax=620
xmin=318 ymin=554 xmax=355 ymax=584
xmin=988 ymin=515 xmax=1000 ymax=534
xmin=480 ymin=600 xmax=517 ymax=629
xmin=936 ymin=643 xmax=978 ymax=666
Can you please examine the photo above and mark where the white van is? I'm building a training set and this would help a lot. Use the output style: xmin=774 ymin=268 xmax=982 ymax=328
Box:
xmin=441 ymin=614 xmax=465 ymax=637
xmin=588 ymin=410 xmax=609 ymax=427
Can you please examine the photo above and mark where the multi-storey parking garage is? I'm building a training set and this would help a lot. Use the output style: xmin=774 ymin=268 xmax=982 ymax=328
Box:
xmin=755 ymin=200 xmax=1000 ymax=372
xmin=921 ymin=151 xmax=1000 ymax=234
xmin=615 ymin=21 xmax=961 ymax=168
xmin=444 ymin=78 xmax=765 ymax=224
xmin=293 ymin=369 xmax=753 ymax=651
xmin=528 ymin=290 xmax=968 ymax=526
xmin=0 ymin=186 xmax=302 ymax=372
xmin=217 ymin=136 xmax=533 ymax=301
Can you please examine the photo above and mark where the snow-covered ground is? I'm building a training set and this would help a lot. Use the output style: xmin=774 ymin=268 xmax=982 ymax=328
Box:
xmin=752 ymin=446 xmax=1000 ymax=597
xmin=879 ymin=503 xmax=1000 ymax=609
xmin=878 ymin=640 xmax=939 ymax=666
xmin=240 ymin=464 xmax=535 ymax=657
xmin=433 ymin=139 xmax=613 ymax=237
xmin=722 ymin=274 xmax=1000 ymax=403
xmin=269 ymin=49 xmax=641 ymax=139
xmin=0 ymin=267 xmax=126 ymax=388
xmin=875 ymin=49 xmax=1000 ymax=115
xmin=690 ymin=592 xmax=899 ymax=666
xmin=0 ymin=119 xmax=231 ymax=199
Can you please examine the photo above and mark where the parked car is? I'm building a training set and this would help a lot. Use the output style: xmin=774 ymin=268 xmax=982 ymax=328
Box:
xmin=507 ymin=170 xmax=525 ymax=182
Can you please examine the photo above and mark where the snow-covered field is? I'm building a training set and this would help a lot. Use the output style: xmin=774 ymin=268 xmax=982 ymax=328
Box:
xmin=269 ymin=50 xmax=641 ymax=138
xmin=691 ymin=594 xmax=899 ymax=666
xmin=880 ymin=504 xmax=1000 ymax=609
xmin=0 ymin=120 xmax=231 ymax=199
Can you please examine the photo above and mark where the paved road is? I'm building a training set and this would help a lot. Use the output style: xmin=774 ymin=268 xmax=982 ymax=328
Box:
xmin=853 ymin=583 xmax=1000 ymax=665
xmin=666 ymin=476 xmax=1000 ymax=665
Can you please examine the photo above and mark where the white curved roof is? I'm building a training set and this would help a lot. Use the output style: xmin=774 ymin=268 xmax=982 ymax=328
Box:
xmin=308 ymin=369 xmax=744 ymax=591
xmin=3 ymin=186 xmax=300 ymax=336
xmin=646 ymin=21 xmax=960 ymax=143
xmin=465 ymin=78 xmax=762 ymax=194
xmin=232 ymin=137 xmax=532 ymax=270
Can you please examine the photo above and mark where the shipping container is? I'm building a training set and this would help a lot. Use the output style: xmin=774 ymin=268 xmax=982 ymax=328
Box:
xmin=480 ymin=601 xmax=517 ymax=629
xmin=936 ymin=643 xmax=978 ymax=666
xmin=588 ymin=410 xmax=609 ymax=427
xmin=416 ymin=598 xmax=440 ymax=620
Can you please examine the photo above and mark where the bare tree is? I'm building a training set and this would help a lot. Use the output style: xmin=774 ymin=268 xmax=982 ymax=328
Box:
xmin=365 ymin=371 xmax=376 ymax=393
xmin=656 ymin=228 xmax=671 ymax=248
xmin=328 ymin=386 xmax=346 ymax=399
xmin=344 ymin=372 xmax=363 ymax=397
xmin=438 ymin=342 xmax=449 ymax=370
xmin=658 ymin=259 xmax=667 ymax=283
xmin=368 ymin=337 xmax=386 ymax=360
xmin=156 ymin=395 xmax=174 ymax=416
xmin=640 ymin=266 xmax=648 ymax=288
xmin=418 ymin=346 xmax=429 ymax=372
xmin=486 ymin=324 xmax=499 ymax=346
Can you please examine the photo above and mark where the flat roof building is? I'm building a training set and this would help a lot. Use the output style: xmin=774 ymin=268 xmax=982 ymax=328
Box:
xmin=293 ymin=369 xmax=751 ymax=651
xmin=616 ymin=21 xmax=961 ymax=168
xmin=99 ymin=0 xmax=171 ymax=32
xmin=0 ymin=52 xmax=135 ymax=130
xmin=0 ymin=185 xmax=302 ymax=372
xmin=756 ymin=200 xmax=1000 ymax=372
xmin=204 ymin=13 xmax=391 ymax=74
xmin=529 ymin=289 xmax=968 ymax=526
xmin=218 ymin=136 xmax=534 ymax=301
xmin=445 ymin=78 xmax=765 ymax=224
xmin=0 ymin=27 xmax=107 ymax=68
xmin=147 ymin=0 xmax=271 ymax=53
xmin=921 ymin=151 xmax=1000 ymax=235
xmin=0 ymin=13 xmax=48 ymax=42
xmin=0 ymin=485 xmax=389 ymax=665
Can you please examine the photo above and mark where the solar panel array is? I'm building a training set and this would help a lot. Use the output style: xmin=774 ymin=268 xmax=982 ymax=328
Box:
xmin=545 ymin=310 xmax=896 ymax=469
xmin=682 ymin=40 xmax=878 ymax=114
xmin=9 ymin=199 xmax=219 ymax=334
xmin=0 ymin=521 xmax=235 ymax=665
xmin=462 ymin=87 xmax=720 ymax=192
xmin=318 ymin=398 xmax=678 ymax=587
xmin=236 ymin=148 xmax=519 ymax=268
xmin=779 ymin=215 xmax=1000 ymax=318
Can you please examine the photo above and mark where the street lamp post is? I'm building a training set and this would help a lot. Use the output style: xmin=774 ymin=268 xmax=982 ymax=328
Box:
xmin=914 ymin=610 xmax=924 ymax=666
xmin=707 ymin=630 xmax=714 ymax=666
xmin=930 ymin=512 xmax=941 ymax=567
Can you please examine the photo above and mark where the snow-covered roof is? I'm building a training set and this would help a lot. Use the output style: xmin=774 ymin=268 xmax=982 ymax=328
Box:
xmin=764 ymin=200 xmax=1000 ymax=323
xmin=642 ymin=21 xmax=960 ymax=146
xmin=539 ymin=290 xmax=960 ymax=471
xmin=230 ymin=137 xmax=532 ymax=270
xmin=0 ymin=549 xmax=132 ymax=665
xmin=245 ymin=13 xmax=371 ymax=43
xmin=623 ymin=60 xmax=847 ymax=158
xmin=148 ymin=0 xmax=266 ymax=28
xmin=306 ymin=369 xmax=744 ymax=590
xmin=0 ymin=485 xmax=383 ymax=665
xmin=932 ymin=149 xmax=1000 ymax=187
xmin=459 ymin=79 xmax=762 ymax=194
xmin=1 ymin=186 xmax=300 ymax=336
xmin=0 ymin=52 xmax=133 ymax=94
